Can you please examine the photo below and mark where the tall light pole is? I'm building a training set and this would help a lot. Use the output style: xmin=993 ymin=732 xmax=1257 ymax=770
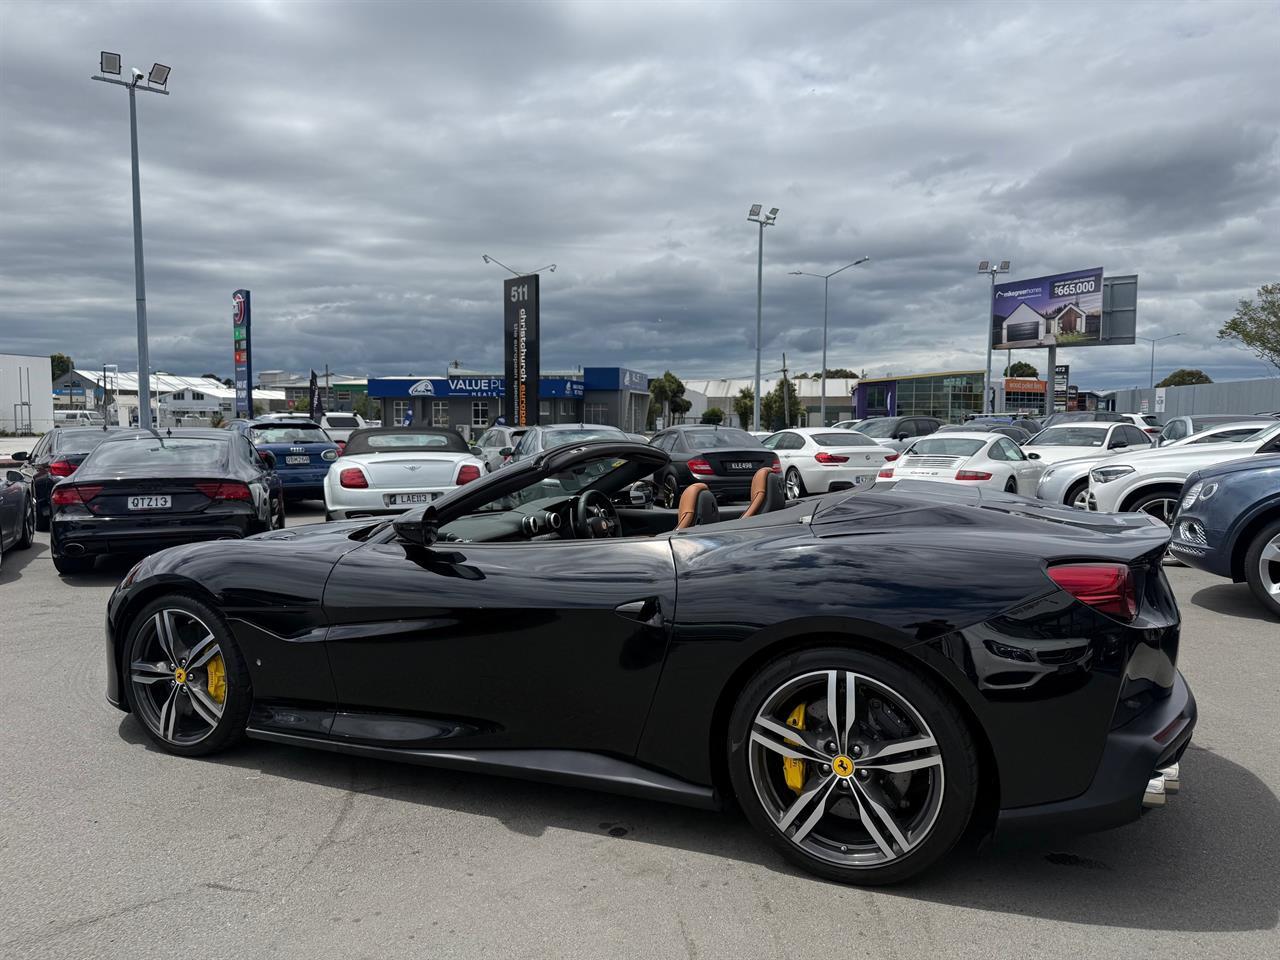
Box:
xmin=747 ymin=205 xmax=778 ymax=431
xmin=978 ymin=259 xmax=1011 ymax=414
xmin=1139 ymin=333 xmax=1184 ymax=389
xmin=93 ymin=53 xmax=170 ymax=430
xmin=789 ymin=257 xmax=870 ymax=425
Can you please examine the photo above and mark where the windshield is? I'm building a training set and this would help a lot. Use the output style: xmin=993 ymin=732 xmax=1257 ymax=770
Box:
xmin=443 ymin=454 xmax=632 ymax=528
xmin=250 ymin=425 xmax=330 ymax=444
xmin=680 ymin=428 xmax=760 ymax=448
xmin=1028 ymin=427 xmax=1109 ymax=446
xmin=88 ymin=437 xmax=227 ymax=468
xmin=851 ymin=418 xmax=898 ymax=438
xmin=55 ymin=430 xmax=114 ymax=456
xmin=344 ymin=430 xmax=468 ymax=455
xmin=813 ymin=432 xmax=874 ymax=446
xmin=905 ymin=438 xmax=985 ymax=457
xmin=540 ymin=428 xmax=627 ymax=451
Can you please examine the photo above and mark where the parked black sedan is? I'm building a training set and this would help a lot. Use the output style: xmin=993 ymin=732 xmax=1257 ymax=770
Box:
xmin=649 ymin=424 xmax=779 ymax=505
xmin=50 ymin=429 xmax=284 ymax=574
xmin=104 ymin=440 xmax=1194 ymax=884
xmin=0 ymin=467 xmax=35 ymax=570
xmin=11 ymin=426 xmax=127 ymax=530
xmin=1171 ymin=454 xmax=1280 ymax=619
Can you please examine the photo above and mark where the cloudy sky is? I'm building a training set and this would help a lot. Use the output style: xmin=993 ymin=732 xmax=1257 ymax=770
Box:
xmin=1 ymin=0 xmax=1277 ymax=391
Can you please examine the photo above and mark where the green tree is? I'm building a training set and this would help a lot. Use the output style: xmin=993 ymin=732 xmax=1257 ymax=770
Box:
xmin=252 ymin=400 xmax=269 ymax=416
xmin=1003 ymin=361 xmax=1039 ymax=378
xmin=761 ymin=378 xmax=801 ymax=431
xmin=50 ymin=353 xmax=73 ymax=380
xmin=648 ymin=371 xmax=692 ymax=427
xmin=1156 ymin=368 xmax=1213 ymax=388
xmin=823 ymin=368 xmax=858 ymax=379
xmin=352 ymin=394 xmax=375 ymax=419
xmin=701 ymin=407 xmax=724 ymax=425
xmin=1219 ymin=282 xmax=1280 ymax=373
xmin=732 ymin=387 xmax=754 ymax=430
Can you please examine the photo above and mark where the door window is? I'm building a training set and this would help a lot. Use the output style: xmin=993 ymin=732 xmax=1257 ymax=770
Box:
xmin=1162 ymin=420 xmax=1186 ymax=442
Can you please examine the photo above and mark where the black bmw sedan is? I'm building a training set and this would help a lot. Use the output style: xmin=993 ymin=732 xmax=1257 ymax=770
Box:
xmin=50 ymin=429 xmax=284 ymax=574
xmin=103 ymin=440 xmax=1195 ymax=884
xmin=649 ymin=424 xmax=779 ymax=505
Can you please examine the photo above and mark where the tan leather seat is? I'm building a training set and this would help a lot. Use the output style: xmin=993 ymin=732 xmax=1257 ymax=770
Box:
xmin=675 ymin=482 xmax=719 ymax=530
xmin=740 ymin=468 xmax=771 ymax=518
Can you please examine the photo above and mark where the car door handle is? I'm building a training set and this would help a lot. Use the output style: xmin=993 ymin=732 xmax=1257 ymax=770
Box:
xmin=614 ymin=598 xmax=665 ymax=628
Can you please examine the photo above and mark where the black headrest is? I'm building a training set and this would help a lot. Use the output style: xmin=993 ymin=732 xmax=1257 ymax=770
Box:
xmin=694 ymin=488 xmax=720 ymax=526
xmin=765 ymin=472 xmax=787 ymax=509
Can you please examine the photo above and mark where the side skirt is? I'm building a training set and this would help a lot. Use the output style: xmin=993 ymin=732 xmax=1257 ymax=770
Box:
xmin=246 ymin=727 xmax=721 ymax=810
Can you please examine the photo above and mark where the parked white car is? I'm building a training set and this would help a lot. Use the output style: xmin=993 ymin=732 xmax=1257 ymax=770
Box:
xmin=316 ymin=412 xmax=367 ymax=443
xmin=760 ymin=428 xmax=895 ymax=498
xmin=878 ymin=432 xmax=1044 ymax=495
xmin=1163 ymin=421 xmax=1270 ymax=447
xmin=1087 ymin=421 xmax=1280 ymax=522
xmin=1115 ymin=412 xmax=1163 ymax=441
xmin=323 ymin=426 xmax=485 ymax=520
xmin=1025 ymin=422 xmax=1153 ymax=465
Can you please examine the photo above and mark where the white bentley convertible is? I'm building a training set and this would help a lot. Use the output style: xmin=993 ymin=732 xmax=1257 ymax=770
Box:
xmin=323 ymin=427 xmax=485 ymax=520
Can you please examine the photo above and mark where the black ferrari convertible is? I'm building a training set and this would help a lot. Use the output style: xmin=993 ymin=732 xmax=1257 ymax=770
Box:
xmin=105 ymin=440 xmax=1195 ymax=884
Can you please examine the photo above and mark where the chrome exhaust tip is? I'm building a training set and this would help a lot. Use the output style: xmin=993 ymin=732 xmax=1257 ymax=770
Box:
xmin=1160 ymin=762 xmax=1180 ymax=793
xmin=62 ymin=543 xmax=86 ymax=557
xmin=1143 ymin=774 xmax=1167 ymax=808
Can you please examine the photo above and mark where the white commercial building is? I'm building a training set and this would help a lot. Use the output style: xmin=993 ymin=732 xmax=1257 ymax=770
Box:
xmin=0 ymin=354 xmax=54 ymax=434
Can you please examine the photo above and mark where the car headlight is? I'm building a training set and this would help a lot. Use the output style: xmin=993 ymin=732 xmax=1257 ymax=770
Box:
xmin=1181 ymin=481 xmax=1202 ymax=510
xmin=1090 ymin=465 xmax=1135 ymax=484
xmin=1198 ymin=481 xmax=1218 ymax=502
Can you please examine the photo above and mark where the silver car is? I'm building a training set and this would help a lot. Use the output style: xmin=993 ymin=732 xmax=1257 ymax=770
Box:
xmin=472 ymin=425 xmax=528 ymax=472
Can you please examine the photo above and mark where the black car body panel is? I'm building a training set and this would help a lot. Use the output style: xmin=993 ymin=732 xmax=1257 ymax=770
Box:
xmin=1171 ymin=454 xmax=1280 ymax=579
xmin=104 ymin=447 xmax=1194 ymax=838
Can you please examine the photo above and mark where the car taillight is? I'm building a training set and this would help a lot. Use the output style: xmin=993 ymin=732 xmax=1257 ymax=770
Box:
xmin=339 ymin=468 xmax=368 ymax=489
xmin=688 ymin=457 xmax=714 ymax=476
xmin=195 ymin=481 xmax=251 ymax=501
xmin=457 ymin=464 xmax=481 ymax=485
xmin=1047 ymin=563 xmax=1137 ymax=621
xmin=336 ymin=441 xmax=346 ymax=455
xmin=49 ymin=459 xmax=77 ymax=477
xmin=877 ymin=467 xmax=895 ymax=478
xmin=883 ymin=453 xmax=900 ymax=462
xmin=770 ymin=456 xmax=781 ymax=473
xmin=814 ymin=452 xmax=849 ymax=464
xmin=955 ymin=470 xmax=993 ymax=481
xmin=51 ymin=484 xmax=102 ymax=506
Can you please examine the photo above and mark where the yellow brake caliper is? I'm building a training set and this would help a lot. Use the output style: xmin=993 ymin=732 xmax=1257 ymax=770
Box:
xmin=783 ymin=703 xmax=807 ymax=794
xmin=205 ymin=654 xmax=227 ymax=704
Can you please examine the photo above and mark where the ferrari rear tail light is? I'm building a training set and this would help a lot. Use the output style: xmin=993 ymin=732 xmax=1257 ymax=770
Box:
xmin=877 ymin=466 xmax=895 ymax=478
xmin=688 ymin=457 xmax=714 ymax=476
xmin=195 ymin=481 xmax=251 ymax=501
xmin=1047 ymin=563 xmax=1137 ymax=621
xmin=51 ymin=484 xmax=103 ymax=506
xmin=49 ymin=459 xmax=77 ymax=477
xmin=955 ymin=470 xmax=993 ymax=481
xmin=339 ymin=468 xmax=368 ymax=489
xmin=814 ymin=452 xmax=849 ymax=464
xmin=456 ymin=464 xmax=481 ymax=485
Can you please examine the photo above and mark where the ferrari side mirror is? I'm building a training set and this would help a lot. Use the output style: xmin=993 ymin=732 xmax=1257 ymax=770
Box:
xmin=394 ymin=505 xmax=440 ymax=547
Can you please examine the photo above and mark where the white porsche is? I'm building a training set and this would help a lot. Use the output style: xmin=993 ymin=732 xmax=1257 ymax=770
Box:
xmin=324 ymin=427 xmax=485 ymax=520
xmin=877 ymin=432 xmax=1044 ymax=495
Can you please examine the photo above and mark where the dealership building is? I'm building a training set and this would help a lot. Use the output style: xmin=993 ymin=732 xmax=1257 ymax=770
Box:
xmin=367 ymin=367 xmax=652 ymax=436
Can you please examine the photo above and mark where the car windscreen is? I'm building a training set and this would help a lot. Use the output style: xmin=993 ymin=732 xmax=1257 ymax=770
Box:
xmin=905 ymin=438 xmax=985 ymax=457
xmin=851 ymin=418 xmax=897 ymax=438
xmin=344 ymin=430 xmax=469 ymax=455
xmin=55 ymin=430 xmax=115 ymax=455
xmin=86 ymin=437 xmax=228 ymax=469
xmin=249 ymin=425 xmax=330 ymax=444
xmin=681 ymin=428 xmax=761 ymax=448
xmin=325 ymin=415 xmax=359 ymax=428
xmin=1189 ymin=427 xmax=1262 ymax=443
xmin=1028 ymin=427 xmax=1109 ymax=446
xmin=813 ymin=432 xmax=875 ymax=446
xmin=541 ymin=428 xmax=627 ymax=449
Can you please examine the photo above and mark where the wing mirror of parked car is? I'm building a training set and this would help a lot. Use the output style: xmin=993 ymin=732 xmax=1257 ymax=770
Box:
xmin=393 ymin=504 xmax=440 ymax=547
xmin=11 ymin=451 xmax=28 ymax=461
xmin=1109 ymin=441 xmax=1128 ymax=450
xmin=499 ymin=447 xmax=514 ymax=458
xmin=6 ymin=470 xmax=23 ymax=483
xmin=895 ymin=432 xmax=909 ymax=441
xmin=627 ymin=480 xmax=656 ymax=506
xmin=1027 ymin=452 xmax=1041 ymax=460
xmin=259 ymin=450 xmax=277 ymax=469
xmin=469 ymin=446 xmax=483 ymax=457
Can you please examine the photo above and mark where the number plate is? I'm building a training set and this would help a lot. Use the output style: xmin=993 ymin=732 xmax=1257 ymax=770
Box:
xmin=388 ymin=492 xmax=439 ymax=505
xmin=853 ymin=476 xmax=869 ymax=485
xmin=726 ymin=461 xmax=753 ymax=470
xmin=285 ymin=455 xmax=310 ymax=465
xmin=127 ymin=495 xmax=171 ymax=510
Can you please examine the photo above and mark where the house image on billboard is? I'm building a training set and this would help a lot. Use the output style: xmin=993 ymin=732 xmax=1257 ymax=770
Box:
xmin=1000 ymin=302 xmax=1090 ymax=346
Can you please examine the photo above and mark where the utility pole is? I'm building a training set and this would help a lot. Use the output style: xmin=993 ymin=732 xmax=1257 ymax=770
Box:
xmin=747 ymin=205 xmax=779 ymax=431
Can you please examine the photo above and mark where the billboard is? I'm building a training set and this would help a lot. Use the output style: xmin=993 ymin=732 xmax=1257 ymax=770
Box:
xmin=232 ymin=289 xmax=253 ymax=418
xmin=503 ymin=274 xmax=540 ymax=426
xmin=992 ymin=267 xmax=1107 ymax=350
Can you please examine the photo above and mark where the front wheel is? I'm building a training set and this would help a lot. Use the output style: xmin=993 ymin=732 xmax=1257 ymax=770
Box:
xmin=1127 ymin=490 xmax=1180 ymax=525
xmin=123 ymin=595 xmax=252 ymax=756
xmin=15 ymin=495 xmax=35 ymax=549
xmin=1003 ymin=477 xmax=1018 ymax=494
xmin=658 ymin=473 xmax=680 ymax=509
xmin=1064 ymin=479 xmax=1089 ymax=510
xmin=1243 ymin=519 xmax=1280 ymax=620
xmin=727 ymin=647 xmax=978 ymax=885
xmin=785 ymin=467 xmax=806 ymax=500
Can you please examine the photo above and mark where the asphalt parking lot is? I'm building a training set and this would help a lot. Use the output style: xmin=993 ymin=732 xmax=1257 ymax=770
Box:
xmin=1 ymin=501 xmax=1277 ymax=959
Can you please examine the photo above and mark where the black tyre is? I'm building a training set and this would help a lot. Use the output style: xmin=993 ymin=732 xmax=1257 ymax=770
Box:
xmin=659 ymin=473 xmax=680 ymax=509
xmin=53 ymin=554 xmax=94 ymax=575
xmin=274 ymin=497 xmax=287 ymax=529
xmin=727 ymin=646 xmax=978 ymax=885
xmin=785 ymin=467 xmax=807 ymax=500
xmin=1126 ymin=489 xmax=1180 ymax=526
xmin=15 ymin=494 xmax=35 ymax=549
xmin=1243 ymin=518 xmax=1280 ymax=621
xmin=123 ymin=594 xmax=252 ymax=756
xmin=1064 ymin=479 xmax=1089 ymax=510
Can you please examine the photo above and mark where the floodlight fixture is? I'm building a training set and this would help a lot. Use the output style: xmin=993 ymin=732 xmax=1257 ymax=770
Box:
xmin=746 ymin=203 xmax=781 ymax=429
xmin=998 ymin=260 xmax=1011 ymax=272
xmin=100 ymin=51 xmax=121 ymax=75
xmin=767 ymin=207 xmax=779 ymax=219
xmin=977 ymin=260 xmax=990 ymax=272
xmin=148 ymin=63 xmax=170 ymax=87
xmin=748 ymin=203 xmax=762 ymax=218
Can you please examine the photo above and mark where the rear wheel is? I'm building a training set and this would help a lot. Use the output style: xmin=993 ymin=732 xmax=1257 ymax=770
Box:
xmin=273 ymin=497 xmax=286 ymax=529
xmin=1065 ymin=479 xmax=1089 ymax=510
xmin=15 ymin=494 xmax=35 ymax=549
xmin=124 ymin=594 xmax=252 ymax=756
xmin=727 ymin=647 xmax=978 ymax=885
xmin=785 ymin=467 xmax=806 ymax=500
xmin=1243 ymin=519 xmax=1280 ymax=620
xmin=658 ymin=473 xmax=680 ymax=509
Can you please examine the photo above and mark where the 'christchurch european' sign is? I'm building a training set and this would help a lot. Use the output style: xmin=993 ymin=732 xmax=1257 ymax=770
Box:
xmin=504 ymin=274 xmax=540 ymax=426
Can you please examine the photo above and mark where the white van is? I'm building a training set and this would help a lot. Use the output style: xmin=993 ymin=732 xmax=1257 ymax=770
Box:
xmin=54 ymin=410 xmax=105 ymax=428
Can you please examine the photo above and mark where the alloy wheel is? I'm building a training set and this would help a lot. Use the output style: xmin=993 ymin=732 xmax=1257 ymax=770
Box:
xmin=785 ymin=469 xmax=803 ymax=500
xmin=1137 ymin=497 xmax=1178 ymax=524
xmin=1259 ymin=533 xmax=1280 ymax=599
xmin=128 ymin=609 xmax=228 ymax=745
xmin=747 ymin=669 xmax=945 ymax=868
xmin=1071 ymin=487 xmax=1089 ymax=510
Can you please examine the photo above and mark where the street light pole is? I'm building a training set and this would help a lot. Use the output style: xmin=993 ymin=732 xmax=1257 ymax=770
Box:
xmin=93 ymin=54 xmax=169 ymax=429
xmin=747 ymin=205 xmax=778 ymax=431
xmin=789 ymin=257 xmax=869 ymax=425
xmin=977 ymin=260 xmax=1010 ymax=414
xmin=1138 ymin=333 xmax=1185 ymax=389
